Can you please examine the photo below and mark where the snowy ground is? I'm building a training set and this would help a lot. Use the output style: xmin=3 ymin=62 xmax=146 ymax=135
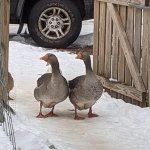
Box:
xmin=1 ymin=20 xmax=150 ymax=150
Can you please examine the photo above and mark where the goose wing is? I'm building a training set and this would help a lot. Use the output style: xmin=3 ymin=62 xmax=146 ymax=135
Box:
xmin=37 ymin=73 xmax=52 ymax=87
xmin=69 ymin=75 xmax=85 ymax=90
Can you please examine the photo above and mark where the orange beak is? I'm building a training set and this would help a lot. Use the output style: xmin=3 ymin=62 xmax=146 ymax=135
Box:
xmin=40 ymin=54 xmax=48 ymax=62
xmin=75 ymin=52 xmax=82 ymax=59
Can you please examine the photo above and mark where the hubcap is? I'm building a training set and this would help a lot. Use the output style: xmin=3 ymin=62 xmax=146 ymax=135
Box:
xmin=38 ymin=7 xmax=71 ymax=40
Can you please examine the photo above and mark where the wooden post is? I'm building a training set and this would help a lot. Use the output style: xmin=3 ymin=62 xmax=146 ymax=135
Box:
xmin=2 ymin=0 xmax=10 ymax=74
xmin=0 ymin=0 xmax=2 ymax=47
xmin=0 ymin=0 xmax=10 ymax=100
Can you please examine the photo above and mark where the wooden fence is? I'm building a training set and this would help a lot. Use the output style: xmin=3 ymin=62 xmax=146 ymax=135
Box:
xmin=93 ymin=0 xmax=150 ymax=106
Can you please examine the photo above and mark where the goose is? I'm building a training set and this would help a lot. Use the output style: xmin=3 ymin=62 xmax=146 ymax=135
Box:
xmin=8 ymin=72 xmax=14 ymax=100
xmin=34 ymin=53 xmax=69 ymax=118
xmin=69 ymin=51 xmax=103 ymax=120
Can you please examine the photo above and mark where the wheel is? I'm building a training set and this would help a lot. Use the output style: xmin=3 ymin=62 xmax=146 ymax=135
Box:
xmin=28 ymin=0 xmax=82 ymax=48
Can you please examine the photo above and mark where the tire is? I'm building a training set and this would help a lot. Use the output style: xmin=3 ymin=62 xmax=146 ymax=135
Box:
xmin=28 ymin=0 xmax=82 ymax=48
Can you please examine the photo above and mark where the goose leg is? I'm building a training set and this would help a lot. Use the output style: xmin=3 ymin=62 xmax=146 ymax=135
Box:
xmin=74 ymin=108 xmax=84 ymax=120
xmin=88 ymin=107 xmax=99 ymax=118
xmin=36 ymin=101 xmax=45 ymax=118
xmin=45 ymin=106 xmax=58 ymax=117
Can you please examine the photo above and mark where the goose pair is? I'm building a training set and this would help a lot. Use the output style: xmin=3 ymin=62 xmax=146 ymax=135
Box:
xmin=34 ymin=52 xmax=103 ymax=120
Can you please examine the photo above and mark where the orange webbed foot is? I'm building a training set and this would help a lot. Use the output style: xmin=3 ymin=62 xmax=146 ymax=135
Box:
xmin=74 ymin=115 xmax=85 ymax=120
xmin=36 ymin=113 xmax=45 ymax=118
xmin=88 ymin=113 xmax=99 ymax=118
xmin=45 ymin=112 xmax=58 ymax=118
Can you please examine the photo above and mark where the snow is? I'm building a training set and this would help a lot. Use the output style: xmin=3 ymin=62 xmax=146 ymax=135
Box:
xmin=1 ymin=20 xmax=150 ymax=150
xmin=0 ymin=126 xmax=13 ymax=150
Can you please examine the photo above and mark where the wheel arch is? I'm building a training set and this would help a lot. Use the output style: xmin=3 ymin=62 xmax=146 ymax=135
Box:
xmin=70 ymin=0 xmax=85 ymax=18
xmin=73 ymin=0 xmax=94 ymax=20
xmin=22 ymin=0 xmax=41 ymax=23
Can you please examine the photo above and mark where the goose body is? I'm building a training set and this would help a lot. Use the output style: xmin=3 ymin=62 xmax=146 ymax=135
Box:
xmin=69 ymin=75 xmax=102 ymax=110
xmin=34 ymin=53 xmax=69 ymax=118
xmin=35 ymin=73 xmax=68 ymax=108
xmin=69 ymin=51 xmax=103 ymax=120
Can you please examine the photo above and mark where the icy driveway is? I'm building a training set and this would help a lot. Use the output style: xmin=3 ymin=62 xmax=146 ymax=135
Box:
xmin=7 ymin=41 xmax=150 ymax=150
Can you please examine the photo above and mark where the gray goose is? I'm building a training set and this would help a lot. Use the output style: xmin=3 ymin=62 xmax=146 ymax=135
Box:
xmin=8 ymin=72 xmax=14 ymax=100
xmin=34 ymin=53 xmax=69 ymax=118
xmin=69 ymin=51 xmax=103 ymax=120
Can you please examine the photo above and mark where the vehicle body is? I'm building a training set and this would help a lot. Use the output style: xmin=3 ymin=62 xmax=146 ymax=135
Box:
xmin=10 ymin=0 xmax=94 ymax=48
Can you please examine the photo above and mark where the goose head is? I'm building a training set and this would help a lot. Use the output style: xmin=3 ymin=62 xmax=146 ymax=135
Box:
xmin=76 ymin=51 xmax=93 ymax=75
xmin=40 ymin=53 xmax=58 ymax=65
xmin=76 ymin=51 xmax=90 ymax=61
xmin=40 ymin=53 xmax=60 ymax=73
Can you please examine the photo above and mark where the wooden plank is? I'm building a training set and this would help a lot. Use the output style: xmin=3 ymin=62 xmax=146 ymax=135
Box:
xmin=141 ymin=10 xmax=150 ymax=107
xmin=108 ymin=3 xmax=145 ymax=92
xmin=97 ymin=75 xmax=146 ymax=102
xmin=2 ymin=0 xmax=9 ymax=91
xmin=117 ymin=5 xmax=126 ymax=99
xmin=93 ymin=0 xmax=100 ymax=74
xmin=111 ymin=26 xmax=118 ymax=81
xmin=143 ymin=10 xmax=150 ymax=106
xmin=2 ymin=0 xmax=9 ymax=69
xmin=124 ymin=7 xmax=134 ymax=103
xmin=96 ymin=0 xmax=148 ymax=6
xmin=125 ymin=7 xmax=134 ymax=86
xmin=142 ymin=11 xmax=148 ymax=91
xmin=0 ymin=0 xmax=2 ymax=42
xmin=98 ymin=2 xmax=106 ymax=76
xmin=97 ymin=0 xmax=129 ymax=6
xmin=0 ymin=0 xmax=2 ymax=72
xmin=130 ymin=0 xmax=149 ymax=5
xmin=111 ymin=8 xmax=119 ymax=98
xmin=133 ymin=8 xmax=141 ymax=69
xmin=133 ymin=8 xmax=142 ymax=105
xmin=104 ymin=4 xmax=112 ymax=78
xmin=104 ymin=6 xmax=112 ymax=94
